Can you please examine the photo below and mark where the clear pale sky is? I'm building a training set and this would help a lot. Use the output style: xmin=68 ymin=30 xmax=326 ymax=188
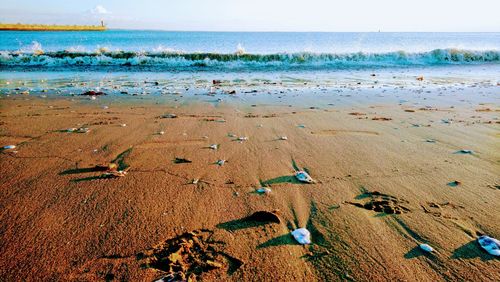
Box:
xmin=1 ymin=0 xmax=499 ymax=32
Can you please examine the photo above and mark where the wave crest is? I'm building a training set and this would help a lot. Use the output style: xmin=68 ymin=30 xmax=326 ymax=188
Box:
xmin=1 ymin=48 xmax=498 ymax=70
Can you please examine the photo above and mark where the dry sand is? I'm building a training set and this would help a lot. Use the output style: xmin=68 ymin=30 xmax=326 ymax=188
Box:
xmin=0 ymin=87 xmax=499 ymax=281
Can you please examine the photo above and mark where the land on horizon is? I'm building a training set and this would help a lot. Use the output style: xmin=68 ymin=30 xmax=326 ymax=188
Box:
xmin=0 ymin=22 xmax=106 ymax=31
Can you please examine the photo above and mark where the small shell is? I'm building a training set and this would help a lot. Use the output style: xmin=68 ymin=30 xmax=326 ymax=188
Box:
xmin=237 ymin=136 xmax=248 ymax=141
xmin=295 ymin=170 xmax=314 ymax=183
xmin=76 ymin=128 xmax=90 ymax=133
xmin=2 ymin=145 xmax=16 ymax=150
xmin=216 ymin=159 xmax=226 ymax=166
xmin=162 ymin=113 xmax=177 ymax=119
xmin=291 ymin=228 xmax=311 ymax=245
xmin=192 ymin=178 xmax=199 ymax=184
xmin=280 ymin=136 xmax=288 ymax=140
xmin=256 ymin=187 xmax=272 ymax=194
xmin=209 ymin=144 xmax=218 ymax=150
xmin=419 ymin=244 xmax=434 ymax=252
xmin=478 ymin=235 xmax=500 ymax=256
xmin=104 ymin=170 xmax=127 ymax=178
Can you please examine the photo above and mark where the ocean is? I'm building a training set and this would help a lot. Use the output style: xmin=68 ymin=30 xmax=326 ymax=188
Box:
xmin=0 ymin=31 xmax=499 ymax=97
xmin=1 ymin=31 xmax=499 ymax=70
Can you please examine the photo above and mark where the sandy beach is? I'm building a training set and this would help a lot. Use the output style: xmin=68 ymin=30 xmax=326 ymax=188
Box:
xmin=0 ymin=79 xmax=499 ymax=281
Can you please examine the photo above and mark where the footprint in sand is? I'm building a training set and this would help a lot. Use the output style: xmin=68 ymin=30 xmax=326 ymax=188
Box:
xmin=421 ymin=202 xmax=464 ymax=220
xmin=347 ymin=191 xmax=411 ymax=214
xmin=140 ymin=229 xmax=243 ymax=281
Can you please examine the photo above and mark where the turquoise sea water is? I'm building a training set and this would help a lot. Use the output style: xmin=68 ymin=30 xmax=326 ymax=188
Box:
xmin=0 ymin=31 xmax=498 ymax=98
xmin=0 ymin=31 xmax=499 ymax=71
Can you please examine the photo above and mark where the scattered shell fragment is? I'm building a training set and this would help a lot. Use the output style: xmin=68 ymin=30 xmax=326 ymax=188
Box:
xmin=372 ymin=117 xmax=392 ymax=121
xmin=456 ymin=149 xmax=473 ymax=154
xmin=159 ymin=131 xmax=165 ymax=135
xmin=209 ymin=144 xmax=219 ymax=150
xmin=279 ymin=136 xmax=288 ymax=140
xmin=419 ymin=244 xmax=434 ymax=252
xmin=295 ymin=170 xmax=314 ymax=183
xmin=216 ymin=159 xmax=226 ymax=166
xmin=291 ymin=228 xmax=311 ymax=245
xmin=206 ymin=260 xmax=223 ymax=268
xmin=2 ymin=145 xmax=16 ymax=150
xmin=162 ymin=113 xmax=177 ymax=119
xmin=75 ymin=127 xmax=90 ymax=133
xmin=104 ymin=170 xmax=128 ymax=178
xmin=256 ymin=187 xmax=272 ymax=194
xmin=237 ymin=136 xmax=248 ymax=141
xmin=192 ymin=178 xmax=199 ymax=184
xmin=121 ymin=124 xmax=127 ymax=127
xmin=477 ymin=235 xmax=500 ymax=256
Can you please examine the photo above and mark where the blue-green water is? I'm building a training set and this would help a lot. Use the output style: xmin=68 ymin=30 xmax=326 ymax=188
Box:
xmin=0 ymin=31 xmax=499 ymax=71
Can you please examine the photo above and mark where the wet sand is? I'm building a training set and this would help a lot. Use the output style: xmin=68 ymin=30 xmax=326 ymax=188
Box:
xmin=0 ymin=84 xmax=499 ymax=281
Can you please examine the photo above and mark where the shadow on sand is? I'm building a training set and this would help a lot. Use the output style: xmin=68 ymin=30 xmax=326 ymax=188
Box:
xmin=451 ymin=241 xmax=497 ymax=261
xmin=404 ymin=246 xmax=435 ymax=259
xmin=217 ymin=217 xmax=274 ymax=232
xmin=257 ymin=234 xmax=296 ymax=249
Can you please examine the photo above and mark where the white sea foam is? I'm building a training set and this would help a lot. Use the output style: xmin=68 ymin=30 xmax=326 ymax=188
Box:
xmin=0 ymin=49 xmax=498 ymax=70
xmin=235 ymin=43 xmax=246 ymax=55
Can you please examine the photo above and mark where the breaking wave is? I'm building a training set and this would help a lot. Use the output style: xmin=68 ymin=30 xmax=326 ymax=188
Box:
xmin=1 ymin=48 xmax=499 ymax=71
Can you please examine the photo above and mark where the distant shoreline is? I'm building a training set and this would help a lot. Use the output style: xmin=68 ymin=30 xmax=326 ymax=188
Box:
xmin=0 ymin=23 xmax=106 ymax=31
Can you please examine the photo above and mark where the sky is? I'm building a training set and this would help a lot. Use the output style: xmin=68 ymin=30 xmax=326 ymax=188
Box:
xmin=1 ymin=0 xmax=499 ymax=32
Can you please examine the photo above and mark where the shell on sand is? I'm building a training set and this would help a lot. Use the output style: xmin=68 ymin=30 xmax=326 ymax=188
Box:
xmin=76 ymin=127 xmax=90 ymax=133
xmin=2 ymin=145 xmax=16 ymax=150
xmin=291 ymin=228 xmax=311 ymax=245
xmin=256 ymin=187 xmax=272 ymax=194
xmin=295 ymin=171 xmax=314 ymax=183
xmin=419 ymin=244 xmax=434 ymax=252
xmin=477 ymin=235 xmax=500 ymax=256
xmin=209 ymin=144 xmax=218 ymax=150
xmin=104 ymin=170 xmax=128 ymax=178
xmin=161 ymin=113 xmax=177 ymax=119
